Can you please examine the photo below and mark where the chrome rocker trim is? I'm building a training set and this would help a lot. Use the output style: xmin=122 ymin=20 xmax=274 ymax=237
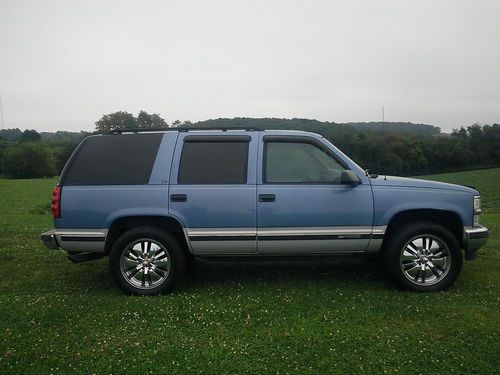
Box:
xmin=41 ymin=226 xmax=390 ymax=256
xmin=186 ymin=226 xmax=388 ymax=255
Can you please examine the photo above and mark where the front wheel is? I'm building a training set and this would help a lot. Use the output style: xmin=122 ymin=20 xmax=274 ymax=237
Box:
xmin=109 ymin=226 xmax=186 ymax=295
xmin=384 ymin=222 xmax=462 ymax=292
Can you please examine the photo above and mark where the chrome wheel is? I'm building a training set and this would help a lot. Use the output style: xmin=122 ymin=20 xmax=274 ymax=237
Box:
xmin=400 ymin=235 xmax=451 ymax=286
xmin=120 ymin=239 xmax=171 ymax=290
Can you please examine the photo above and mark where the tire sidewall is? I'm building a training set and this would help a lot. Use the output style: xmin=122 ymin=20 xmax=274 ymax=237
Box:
xmin=109 ymin=226 xmax=186 ymax=295
xmin=384 ymin=222 xmax=463 ymax=292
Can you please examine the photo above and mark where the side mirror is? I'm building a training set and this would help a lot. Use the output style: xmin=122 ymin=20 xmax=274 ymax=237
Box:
xmin=341 ymin=170 xmax=360 ymax=185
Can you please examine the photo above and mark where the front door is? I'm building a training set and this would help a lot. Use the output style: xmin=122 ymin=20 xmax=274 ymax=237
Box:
xmin=257 ymin=134 xmax=373 ymax=254
xmin=169 ymin=133 xmax=258 ymax=254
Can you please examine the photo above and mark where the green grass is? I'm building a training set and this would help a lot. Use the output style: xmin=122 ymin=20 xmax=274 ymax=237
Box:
xmin=0 ymin=172 xmax=498 ymax=374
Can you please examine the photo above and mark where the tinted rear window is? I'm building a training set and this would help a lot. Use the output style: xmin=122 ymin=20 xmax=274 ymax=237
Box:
xmin=62 ymin=134 xmax=163 ymax=185
xmin=178 ymin=141 xmax=248 ymax=184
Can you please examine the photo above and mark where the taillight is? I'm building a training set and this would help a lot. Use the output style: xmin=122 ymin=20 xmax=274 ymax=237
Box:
xmin=52 ymin=186 xmax=62 ymax=219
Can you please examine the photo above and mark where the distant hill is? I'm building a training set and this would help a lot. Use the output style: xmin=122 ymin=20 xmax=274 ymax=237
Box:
xmin=193 ymin=118 xmax=441 ymax=136
xmin=0 ymin=129 xmax=90 ymax=143
xmin=40 ymin=131 xmax=91 ymax=142
xmin=344 ymin=121 xmax=440 ymax=135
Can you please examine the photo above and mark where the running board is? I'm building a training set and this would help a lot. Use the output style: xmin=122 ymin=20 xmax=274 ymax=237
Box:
xmin=67 ymin=252 xmax=105 ymax=263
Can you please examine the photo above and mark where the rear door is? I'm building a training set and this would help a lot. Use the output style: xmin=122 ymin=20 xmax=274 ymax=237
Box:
xmin=169 ymin=132 xmax=258 ymax=254
xmin=256 ymin=134 xmax=374 ymax=254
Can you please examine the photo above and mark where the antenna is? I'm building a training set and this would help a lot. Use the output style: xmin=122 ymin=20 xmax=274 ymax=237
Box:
xmin=0 ymin=96 xmax=4 ymax=129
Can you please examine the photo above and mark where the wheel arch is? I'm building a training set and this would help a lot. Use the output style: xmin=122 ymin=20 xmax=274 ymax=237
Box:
xmin=382 ymin=209 xmax=463 ymax=251
xmin=105 ymin=215 xmax=191 ymax=255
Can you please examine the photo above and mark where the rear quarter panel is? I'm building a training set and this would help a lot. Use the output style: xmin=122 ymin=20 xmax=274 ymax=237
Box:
xmin=55 ymin=132 xmax=177 ymax=230
xmin=56 ymin=185 xmax=170 ymax=229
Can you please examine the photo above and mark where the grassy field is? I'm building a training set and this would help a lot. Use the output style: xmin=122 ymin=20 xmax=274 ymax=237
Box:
xmin=0 ymin=170 xmax=498 ymax=374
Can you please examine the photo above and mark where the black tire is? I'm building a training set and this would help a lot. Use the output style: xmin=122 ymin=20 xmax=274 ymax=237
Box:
xmin=383 ymin=222 xmax=462 ymax=292
xmin=109 ymin=226 xmax=186 ymax=295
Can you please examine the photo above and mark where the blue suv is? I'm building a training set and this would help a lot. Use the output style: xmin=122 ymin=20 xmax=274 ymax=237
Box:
xmin=41 ymin=128 xmax=489 ymax=295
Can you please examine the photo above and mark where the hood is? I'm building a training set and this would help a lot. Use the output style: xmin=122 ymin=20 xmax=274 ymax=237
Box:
xmin=369 ymin=175 xmax=478 ymax=194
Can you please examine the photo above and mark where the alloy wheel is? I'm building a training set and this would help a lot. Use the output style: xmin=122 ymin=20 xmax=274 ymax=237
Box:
xmin=400 ymin=234 xmax=451 ymax=286
xmin=120 ymin=239 xmax=171 ymax=289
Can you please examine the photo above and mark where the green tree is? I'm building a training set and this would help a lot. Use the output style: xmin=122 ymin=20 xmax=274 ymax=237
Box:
xmin=20 ymin=129 xmax=41 ymax=142
xmin=0 ymin=138 xmax=7 ymax=175
xmin=2 ymin=142 xmax=57 ymax=178
xmin=0 ymin=128 xmax=22 ymax=142
xmin=95 ymin=111 xmax=137 ymax=132
xmin=136 ymin=111 xmax=168 ymax=128
xmin=51 ymin=142 xmax=78 ymax=174
xmin=170 ymin=120 xmax=193 ymax=128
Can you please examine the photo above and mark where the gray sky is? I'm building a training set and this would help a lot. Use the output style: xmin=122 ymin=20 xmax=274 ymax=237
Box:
xmin=0 ymin=0 xmax=499 ymax=132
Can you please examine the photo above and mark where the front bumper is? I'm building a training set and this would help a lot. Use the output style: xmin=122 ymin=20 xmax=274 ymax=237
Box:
xmin=41 ymin=230 xmax=59 ymax=250
xmin=463 ymin=226 xmax=489 ymax=260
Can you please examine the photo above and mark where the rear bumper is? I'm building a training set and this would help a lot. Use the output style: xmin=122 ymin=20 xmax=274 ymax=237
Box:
xmin=40 ymin=229 xmax=107 ymax=252
xmin=41 ymin=230 xmax=59 ymax=250
xmin=463 ymin=226 xmax=489 ymax=260
xmin=41 ymin=229 xmax=105 ymax=263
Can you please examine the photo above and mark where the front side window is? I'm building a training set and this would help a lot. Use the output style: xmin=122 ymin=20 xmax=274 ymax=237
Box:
xmin=264 ymin=141 xmax=346 ymax=183
xmin=178 ymin=141 xmax=248 ymax=184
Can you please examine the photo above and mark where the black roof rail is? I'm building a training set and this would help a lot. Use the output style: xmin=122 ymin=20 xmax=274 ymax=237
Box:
xmin=105 ymin=127 xmax=259 ymax=135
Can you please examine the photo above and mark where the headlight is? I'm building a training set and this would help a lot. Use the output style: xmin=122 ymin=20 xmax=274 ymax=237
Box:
xmin=473 ymin=196 xmax=481 ymax=213
xmin=473 ymin=196 xmax=481 ymax=227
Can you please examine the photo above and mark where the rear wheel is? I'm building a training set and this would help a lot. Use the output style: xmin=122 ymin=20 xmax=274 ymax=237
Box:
xmin=384 ymin=222 xmax=462 ymax=292
xmin=109 ymin=226 xmax=186 ymax=295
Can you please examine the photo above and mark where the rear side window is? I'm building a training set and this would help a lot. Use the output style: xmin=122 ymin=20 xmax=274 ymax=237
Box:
xmin=62 ymin=134 xmax=163 ymax=185
xmin=178 ymin=141 xmax=249 ymax=184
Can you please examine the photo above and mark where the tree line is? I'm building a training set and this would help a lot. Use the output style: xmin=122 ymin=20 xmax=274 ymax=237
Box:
xmin=0 ymin=111 xmax=187 ymax=178
xmin=94 ymin=110 xmax=193 ymax=132
xmin=197 ymin=118 xmax=500 ymax=176
xmin=0 ymin=112 xmax=499 ymax=178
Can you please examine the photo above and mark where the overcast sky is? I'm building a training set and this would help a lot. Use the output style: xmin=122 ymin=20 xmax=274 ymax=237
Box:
xmin=0 ymin=0 xmax=499 ymax=132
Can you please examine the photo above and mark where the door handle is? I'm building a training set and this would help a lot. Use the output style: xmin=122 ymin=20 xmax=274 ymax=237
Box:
xmin=170 ymin=194 xmax=187 ymax=202
xmin=258 ymin=194 xmax=275 ymax=202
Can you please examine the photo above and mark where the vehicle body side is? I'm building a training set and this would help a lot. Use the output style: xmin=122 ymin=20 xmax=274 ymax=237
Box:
xmin=48 ymin=129 xmax=485 ymax=259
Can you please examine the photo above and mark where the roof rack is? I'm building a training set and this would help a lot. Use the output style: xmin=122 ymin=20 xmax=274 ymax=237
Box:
xmin=105 ymin=127 xmax=259 ymax=135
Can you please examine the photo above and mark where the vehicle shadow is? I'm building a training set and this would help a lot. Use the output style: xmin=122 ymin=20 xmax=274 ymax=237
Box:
xmin=52 ymin=255 xmax=389 ymax=294
xmin=180 ymin=255 xmax=389 ymax=291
